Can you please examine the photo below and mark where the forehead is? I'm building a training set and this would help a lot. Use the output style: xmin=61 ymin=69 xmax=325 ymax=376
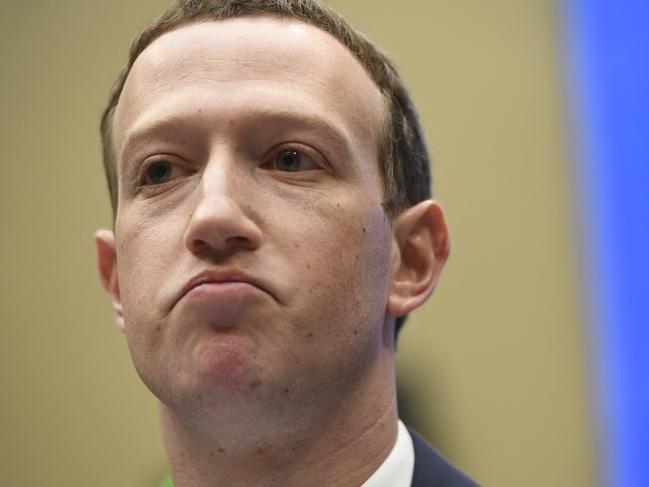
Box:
xmin=113 ymin=16 xmax=385 ymax=159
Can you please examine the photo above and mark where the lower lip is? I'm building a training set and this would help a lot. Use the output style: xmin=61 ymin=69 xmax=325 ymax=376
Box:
xmin=183 ymin=281 xmax=264 ymax=301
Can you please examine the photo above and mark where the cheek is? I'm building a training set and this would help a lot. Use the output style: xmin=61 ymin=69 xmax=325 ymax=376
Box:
xmin=115 ymin=215 xmax=183 ymax=320
xmin=114 ymin=216 xmax=186 ymax=395
xmin=281 ymin=197 xmax=393 ymax=335
xmin=334 ymin=208 xmax=392 ymax=316
xmin=273 ymin=199 xmax=394 ymax=386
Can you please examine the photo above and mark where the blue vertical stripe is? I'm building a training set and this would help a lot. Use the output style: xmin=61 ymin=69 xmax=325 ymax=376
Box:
xmin=564 ymin=1 xmax=649 ymax=486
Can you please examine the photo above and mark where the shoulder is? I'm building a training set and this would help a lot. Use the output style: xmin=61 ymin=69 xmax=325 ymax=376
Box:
xmin=408 ymin=427 xmax=481 ymax=487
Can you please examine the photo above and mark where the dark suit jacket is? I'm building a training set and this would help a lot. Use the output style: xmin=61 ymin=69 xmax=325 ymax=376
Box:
xmin=409 ymin=428 xmax=480 ymax=487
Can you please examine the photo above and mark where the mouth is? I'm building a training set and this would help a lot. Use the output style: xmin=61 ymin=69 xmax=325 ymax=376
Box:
xmin=173 ymin=269 xmax=275 ymax=308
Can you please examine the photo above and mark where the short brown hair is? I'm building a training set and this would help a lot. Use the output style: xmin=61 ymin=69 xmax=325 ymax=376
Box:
xmin=100 ymin=0 xmax=433 ymax=335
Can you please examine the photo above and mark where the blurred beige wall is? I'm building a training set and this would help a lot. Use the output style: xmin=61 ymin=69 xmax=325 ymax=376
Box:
xmin=0 ymin=1 xmax=596 ymax=486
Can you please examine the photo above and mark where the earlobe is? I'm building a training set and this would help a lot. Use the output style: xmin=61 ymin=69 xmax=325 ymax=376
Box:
xmin=387 ymin=200 xmax=450 ymax=319
xmin=94 ymin=229 xmax=125 ymax=332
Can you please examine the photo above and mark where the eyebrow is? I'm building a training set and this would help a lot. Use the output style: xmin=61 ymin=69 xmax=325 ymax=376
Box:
xmin=119 ymin=108 xmax=354 ymax=165
xmin=119 ymin=115 xmax=193 ymax=165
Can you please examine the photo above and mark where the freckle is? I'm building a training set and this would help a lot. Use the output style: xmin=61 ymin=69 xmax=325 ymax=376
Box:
xmin=294 ymin=242 xmax=300 ymax=248
xmin=306 ymin=264 xmax=311 ymax=270
xmin=283 ymin=388 xmax=289 ymax=394
xmin=291 ymin=447 xmax=296 ymax=451
xmin=249 ymin=380 xmax=261 ymax=389
xmin=362 ymin=226 xmax=367 ymax=233
xmin=307 ymin=332 xmax=313 ymax=338
xmin=197 ymin=394 xmax=202 ymax=401
xmin=354 ymin=329 xmax=358 ymax=335
xmin=218 ymin=447 xmax=226 ymax=453
xmin=256 ymin=448 xmax=262 ymax=454
xmin=336 ymin=203 xmax=340 ymax=208
xmin=155 ymin=325 xmax=161 ymax=332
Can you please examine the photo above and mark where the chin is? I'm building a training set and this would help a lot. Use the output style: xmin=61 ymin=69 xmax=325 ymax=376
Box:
xmin=191 ymin=330 xmax=263 ymax=392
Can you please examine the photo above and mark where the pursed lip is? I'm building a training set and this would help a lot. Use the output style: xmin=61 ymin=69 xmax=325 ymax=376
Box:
xmin=173 ymin=269 xmax=275 ymax=308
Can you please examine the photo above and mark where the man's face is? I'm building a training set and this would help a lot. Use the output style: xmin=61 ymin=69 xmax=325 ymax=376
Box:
xmin=103 ymin=17 xmax=398 ymax=427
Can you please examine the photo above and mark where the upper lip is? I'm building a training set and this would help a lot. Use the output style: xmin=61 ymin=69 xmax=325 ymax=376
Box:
xmin=173 ymin=268 xmax=273 ymax=307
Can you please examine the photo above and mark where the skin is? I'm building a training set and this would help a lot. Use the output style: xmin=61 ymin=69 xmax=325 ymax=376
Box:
xmin=96 ymin=16 xmax=450 ymax=487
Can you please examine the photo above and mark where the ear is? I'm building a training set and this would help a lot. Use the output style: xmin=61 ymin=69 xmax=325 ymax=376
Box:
xmin=94 ymin=229 xmax=125 ymax=332
xmin=387 ymin=200 xmax=450 ymax=319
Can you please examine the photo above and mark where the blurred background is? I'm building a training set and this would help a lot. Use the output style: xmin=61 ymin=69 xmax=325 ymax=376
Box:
xmin=2 ymin=1 xmax=646 ymax=486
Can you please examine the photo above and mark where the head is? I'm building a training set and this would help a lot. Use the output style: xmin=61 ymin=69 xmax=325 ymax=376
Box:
xmin=96 ymin=0 xmax=449 ymax=437
xmin=100 ymin=0 xmax=436 ymax=337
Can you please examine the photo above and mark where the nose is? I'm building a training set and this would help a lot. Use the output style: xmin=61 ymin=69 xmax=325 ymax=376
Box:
xmin=183 ymin=162 xmax=262 ymax=257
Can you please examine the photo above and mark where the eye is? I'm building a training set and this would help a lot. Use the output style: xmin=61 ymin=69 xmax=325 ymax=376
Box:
xmin=141 ymin=160 xmax=187 ymax=185
xmin=271 ymin=149 xmax=319 ymax=172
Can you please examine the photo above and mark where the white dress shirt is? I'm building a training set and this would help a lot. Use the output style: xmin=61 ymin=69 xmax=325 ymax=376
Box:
xmin=360 ymin=420 xmax=415 ymax=487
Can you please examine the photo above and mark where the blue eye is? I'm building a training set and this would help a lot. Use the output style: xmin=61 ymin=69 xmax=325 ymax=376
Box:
xmin=273 ymin=149 xmax=317 ymax=172
xmin=143 ymin=161 xmax=173 ymax=185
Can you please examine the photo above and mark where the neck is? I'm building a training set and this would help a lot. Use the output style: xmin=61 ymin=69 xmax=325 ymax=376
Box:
xmin=160 ymin=356 xmax=398 ymax=487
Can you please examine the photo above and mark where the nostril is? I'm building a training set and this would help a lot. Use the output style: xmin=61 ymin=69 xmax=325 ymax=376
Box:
xmin=227 ymin=236 xmax=249 ymax=244
xmin=225 ymin=235 xmax=253 ymax=249
xmin=189 ymin=239 xmax=209 ymax=254
xmin=187 ymin=235 xmax=253 ymax=256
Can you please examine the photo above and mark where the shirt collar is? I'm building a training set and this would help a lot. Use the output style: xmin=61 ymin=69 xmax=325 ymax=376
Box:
xmin=361 ymin=419 xmax=414 ymax=487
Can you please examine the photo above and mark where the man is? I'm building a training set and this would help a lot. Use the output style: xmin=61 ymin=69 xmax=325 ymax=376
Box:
xmin=95 ymin=1 xmax=479 ymax=485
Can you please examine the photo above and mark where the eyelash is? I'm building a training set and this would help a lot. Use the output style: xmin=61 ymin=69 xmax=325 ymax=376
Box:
xmin=134 ymin=143 xmax=328 ymax=187
xmin=136 ymin=156 xmax=187 ymax=187
xmin=263 ymin=144 xmax=325 ymax=172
